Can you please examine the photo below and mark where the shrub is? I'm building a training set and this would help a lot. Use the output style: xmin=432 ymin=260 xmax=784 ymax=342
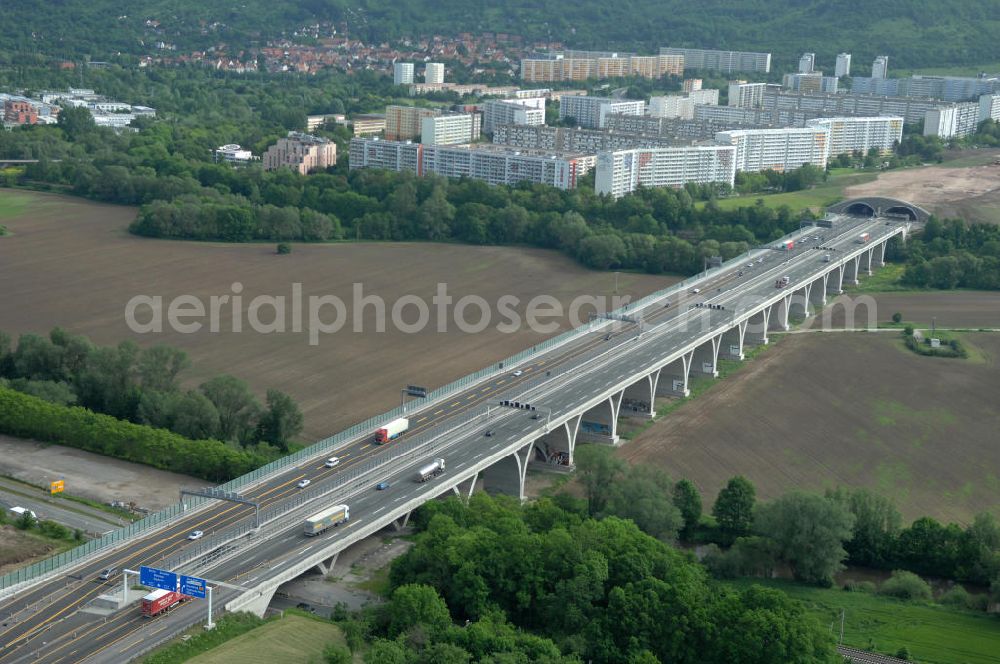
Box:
xmin=892 ymin=312 xmax=902 ymax=323
xmin=37 ymin=520 xmax=72 ymax=540
xmin=939 ymin=585 xmax=971 ymax=607
xmin=903 ymin=325 xmax=915 ymax=337
xmin=276 ymin=242 xmax=292 ymax=254
xmin=878 ymin=570 xmax=932 ymax=601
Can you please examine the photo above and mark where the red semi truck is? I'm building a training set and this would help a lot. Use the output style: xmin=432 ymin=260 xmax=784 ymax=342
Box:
xmin=141 ymin=589 xmax=186 ymax=617
xmin=375 ymin=417 xmax=409 ymax=444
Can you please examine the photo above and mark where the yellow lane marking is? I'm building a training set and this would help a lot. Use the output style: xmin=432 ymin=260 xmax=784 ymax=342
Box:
xmin=434 ymin=409 xmax=444 ymax=415
xmin=416 ymin=416 xmax=427 ymax=423
xmin=497 ymin=379 xmax=506 ymax=384
xmin=450 ymin=401 xmax=461 ymax=407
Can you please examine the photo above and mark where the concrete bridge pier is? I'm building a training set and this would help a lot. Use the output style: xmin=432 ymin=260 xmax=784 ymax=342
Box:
xmin=578 ymin=393 xmax=623 ymax=445
xmin=745 ymin=307 xmax=771 ymax=346
xmin=691 ymin=335 xmax=721 ymax=378
xmin=809 ymin=274 xmax=829 ymax=309
xmin=655 ymin=352 xmax=692 ymax=397
xmin=874 ymin=240 xmax=888 ymax=267
xmin=481 ymin=440 xmax=534 ymax=500
xmin=529 ymin=416 xmax=580 ymax=469
xmin=769 ymin=297 xmax=791 ymax=332
xmin=313 ymin=552 xmax=339 ymax=576
xmin=230 ymin=586 xmax=276 ymax=618
xmin=719 ymin=321 xmax=747 ymax=361
xmin=788 ymin=283 xmax=812 ymax=320
xmin=860 ymin=247 xmax=873 ymax=276
xmin=451 ymin=472 xmax=479 ymax=501
xmin=620 ymin=372 xmax=657 ymax=419
xmin=844 ymin=256 xmax=860 ymax=285
xmin=391 ymin=512 xmax=412 ymax=531
xmin=826 ymin=265 xmax=844 ymax=295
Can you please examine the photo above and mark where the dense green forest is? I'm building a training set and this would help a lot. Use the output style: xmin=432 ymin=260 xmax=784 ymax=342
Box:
xmin=1 ymin=0 xmax=999 ymax=69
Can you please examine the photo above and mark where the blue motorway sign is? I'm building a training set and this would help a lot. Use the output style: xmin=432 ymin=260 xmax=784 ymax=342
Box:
xmin=179 ymin=574 xmax=207 ymax=599
xmin=139 ymin=565 xmax=178 ymax=593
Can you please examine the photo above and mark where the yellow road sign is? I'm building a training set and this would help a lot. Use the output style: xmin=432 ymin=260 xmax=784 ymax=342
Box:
xmin=50 ymin=480 xmax=65 ymax=494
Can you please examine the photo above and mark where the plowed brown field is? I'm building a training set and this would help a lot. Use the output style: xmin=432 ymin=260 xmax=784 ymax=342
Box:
xmin=0 ymin=191 xmax=671 ymax=440
xmin=621 ymin=331 xmax=1000 ymax=522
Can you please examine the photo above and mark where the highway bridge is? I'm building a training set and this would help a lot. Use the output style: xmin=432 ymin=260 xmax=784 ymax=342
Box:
xmin=0 ymin=200 xmax=913 ymax=663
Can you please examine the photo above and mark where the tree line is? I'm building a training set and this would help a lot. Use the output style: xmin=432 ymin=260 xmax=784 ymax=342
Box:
xmin=0 ymin=327 xmax=304 ymax=451
xmin=575 ymin=447 xmax=1000 ymax=594
xmin=893 ymin=217 xmax=1000 ymax=290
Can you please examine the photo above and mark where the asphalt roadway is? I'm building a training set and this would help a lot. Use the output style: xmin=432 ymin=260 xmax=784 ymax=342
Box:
xmin=0 ymin=215 xmax=900 ymax=663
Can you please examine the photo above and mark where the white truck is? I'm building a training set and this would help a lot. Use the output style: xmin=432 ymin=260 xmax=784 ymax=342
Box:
xmin=415 ymin=458 xmax=446 ymax=483
xmin=303 ymin=504 xmax=350 ymax=536
xmin=375 ymin=417 xmax=409 ymax=444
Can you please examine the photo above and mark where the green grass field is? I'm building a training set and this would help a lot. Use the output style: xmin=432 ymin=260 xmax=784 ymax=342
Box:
xmin=723 ymin=579 xmax=1000 ymax=664
xmin=186 ymin=614 xmax=346 ymax=664
xmin=0 ymin=190 xmax=38 ymax=220
xmin=701 ymin=171 xmax=879 ymax=213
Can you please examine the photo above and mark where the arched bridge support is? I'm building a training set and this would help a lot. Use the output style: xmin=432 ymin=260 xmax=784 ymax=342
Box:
xmin=809 ymin=273 xmax=829 ymax=309
xmin=745 ymin=306 xmax=771 ymax=346
xmin=482 ymin=440 xmax=534 ymax=501
xmin=452 ymin=472 xmax=479 ymax=502
xmin=769 ymin=297 xmax=791 ymax=332
xmin=719 ymin=321 xmax=747 ymax=361
xmin=530 ymin=415 xmax=580 ymax=469
xmin=844 ymin=256 xmax=860 ymax=286
xmin=827 ymin=265 xmax=844 ymax=295
xmin=578 ymin=393 xmax=623 ymax=445
xmin=788 ymin=283 xmax=812 ymax=321
xmin=621 ymin=372 xmax=657 ymax=419
xmin=692 ymin=335 xmax=721 ymax=378
xmin=655 ymin=352 xmax=692 ymax=397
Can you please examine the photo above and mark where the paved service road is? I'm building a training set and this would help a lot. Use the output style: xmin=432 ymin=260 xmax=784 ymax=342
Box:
xmin=0 ymin=215 xmax=902 ymax=664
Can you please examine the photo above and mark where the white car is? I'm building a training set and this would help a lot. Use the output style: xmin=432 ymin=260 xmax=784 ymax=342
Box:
xmin=324 ymin=457 xmax=340 ymax=468
xmin=690 ymin=288 xmax=700 ymax=294
xmin=188 ymin=530 xmax=204 ymax=540
xmin=512 ymin=370 xmax=523 ymax=377
xmin=297 ymin=479 xmax=311 ymax=489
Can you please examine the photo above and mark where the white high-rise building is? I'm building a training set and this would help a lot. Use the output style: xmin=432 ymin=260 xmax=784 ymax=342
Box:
xmin=799 ymin=53 xmax=816 ymax=74
xmin=649 ymin=96 xmax=695 ymax=119
xmin=728 ymin=82 xmax=769 ymax=109
xmin=482 ymin=98 xmax=546 ymax=133
xmin=978 ymin=94 xmax=1000 ymax=122
xmin=835 ymin=53 xmax=852 ymax=78
xmin=421 ymin=113 xmax=481 ymax=145
xmin=424 ymin=62 xmax=444 ymax=84
xmin=595 ymin=145 xmax=737 ymax=198
xmin=806 ymin=116 xmax=903 ymax=156
xmin=659 ymin=47 xmax=771 ymax=74
xmin=559 ymin=95 xmax=645 ymax=129
xmin=872 ymin=56 xmax=889 ymax=80
xmin=924 ymin=103 xmax=981 ymax=138
xmin=715 ymin=127 xmax=830 ymax=172
xmin=393 ymin=62 xmax=415 ymax=85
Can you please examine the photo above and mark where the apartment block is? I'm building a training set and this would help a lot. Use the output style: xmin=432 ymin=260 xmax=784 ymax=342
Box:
xmin=659 ymin=47 xmax=771 ymax=74
xmin=520 ymin=52 xmax=682 ymax=82
xmin=872 ymin=56 xmax=889 ymax=79
xmin=689 ymin=89 xmax=720 ymax=106
xmin=649 ymin=89 xmax=719 ymax=119
xmin=352 ymin=113 xmax=386 ymax=136
xmin=835 ymin=53 xmax=852 ymax=78
xmin=715 ymin=127 xmax=830 ymax=172
xmin=851 ymin=75 xmax=1000 ymax=103
xmin=385 ymin=105 xmax=441 ymax=140
xmin=763 ymin=89 xmax=955 ymax=124
xmin=923 ymin=102 xmax=981 ymax=138
xmin=728 ymin=82 xmax=770 ymax=109
xmin=798 ymin=53 xmax=815 ymax=74
xmin=263 ymin=132 xmax=337 ymax=174
xmin=482 ymin=98 xmax=546 ymax=134
xmin=493 ymin=124 xmax=678 ymax=152
xmin=349 ymin=137 xmax=422 ymax=173
xmin=349 ymin=137 xmax=592 ymax=190
xmin=980 ymin=94 xmax=1000 ymax=122
xmin=783 ymin=73 xmax=838 ymax=94
xmin=393 ymin=62 xmax=415 ymax=85
xmin=595 ymin=145 xmax=737 ymax=198
xmin=3 ymin=100 xmax=38 ymax=124
xmin=424 ymin=62 xmax=444 ymax=84
xmin=559 ymin=95 xmax=644 ymax=129
xmin=683 ymin=78 xmax=703 ymax=93
xmin=806 ymin=116 xmax=903 ymax=156
xmin=421 ymin=113 xmax=482 ymax=145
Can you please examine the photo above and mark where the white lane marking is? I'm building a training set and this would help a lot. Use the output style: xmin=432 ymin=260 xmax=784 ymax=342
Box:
xmin=374 ymin=506 xmax=385 ymax=514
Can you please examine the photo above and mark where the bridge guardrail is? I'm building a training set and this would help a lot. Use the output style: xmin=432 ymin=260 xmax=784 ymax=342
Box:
xmin=0 ymin=221 xmax=857 ymax=593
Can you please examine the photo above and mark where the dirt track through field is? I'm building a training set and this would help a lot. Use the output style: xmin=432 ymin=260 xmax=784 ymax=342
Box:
xmin=0 ymin=191 xmax=670 ymax=440
xmin=620 ymin=332 xmax=1000 ymax=522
